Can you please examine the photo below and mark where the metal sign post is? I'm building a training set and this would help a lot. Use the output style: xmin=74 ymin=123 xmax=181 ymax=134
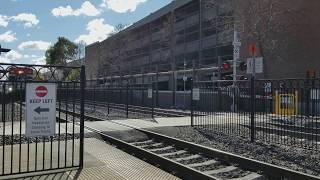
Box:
xmin=249 ymin=43 xmax=257 ymax=142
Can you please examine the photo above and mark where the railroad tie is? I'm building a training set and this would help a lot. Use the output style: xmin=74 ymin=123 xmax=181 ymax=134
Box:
xmin=148 ymin=146 xmax=174 ymax=152
xmin=130 ymin=140 xmax=153 ymax=146
xmin=138 ymin=142 xmax=163 ymax=148
xmin=173 ymin=154 xmax=202 ymax=162
xmin=230 ymin=173 xmax=264 ymax=180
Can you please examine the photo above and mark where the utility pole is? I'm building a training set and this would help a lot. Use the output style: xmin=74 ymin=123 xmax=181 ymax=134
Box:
xmin=183 ymin=60 xmax=187 ymax=110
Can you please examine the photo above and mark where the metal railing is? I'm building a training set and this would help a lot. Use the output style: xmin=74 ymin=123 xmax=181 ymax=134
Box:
xmin=68 ymin=84 xmax=155 ymax=120
xmin=191 ymin=78 xmax=320 ymax=151
xmin=0 ymin=63 xmax=85 ymax=177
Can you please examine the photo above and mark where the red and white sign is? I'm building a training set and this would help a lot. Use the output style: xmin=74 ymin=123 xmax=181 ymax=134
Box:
xmin=26 ymin=83 xmax=57 ymax=137
xmin=247 ymin=57 xmax=263 ymax=74
xmin=35 ymin=86 xmax=48 ymax=97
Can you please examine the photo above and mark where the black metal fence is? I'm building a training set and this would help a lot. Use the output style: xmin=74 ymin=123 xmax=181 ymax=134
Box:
xmin=83 ymin=84 xmax=155 ymax=120
xmin=0 ymin=63 xmax=85 ymax=177
xmin=192 ymin=78 xmax=320 ymax=151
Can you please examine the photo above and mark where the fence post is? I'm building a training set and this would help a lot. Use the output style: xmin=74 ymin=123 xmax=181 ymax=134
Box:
xmin=250 ymin=76 xmax=255 ymax=142
xmin=126 ymin=84 xmax=129 ymax=118
xmin=79 ymin=65 xmax=86 ymax=169
xmin=152 ymin=84 xmax=154 ymax=119
xmin=107 ymin=89 xmax=110 ymax=115
xmin=191 ymin=80 xmax=194 ymax=127
xmin=93 ymin=85 xmax=96 ymax=111
xmin=156 ymin=66 xmax=159 ymax=107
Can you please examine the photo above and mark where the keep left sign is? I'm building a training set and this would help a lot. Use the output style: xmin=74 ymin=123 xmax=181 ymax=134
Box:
xmin=26 ymin=83 xmax=57 ymax=137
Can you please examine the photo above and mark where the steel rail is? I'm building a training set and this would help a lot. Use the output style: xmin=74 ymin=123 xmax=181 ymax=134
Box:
xmin=241 ymin=124 xmax=320 ymax=142
xmin=63 ymin=110 xmax=320 ymax=180
xmin=64 ymin=100 xmax=190 ymax=117
xmin=57 ymin=113 xmax=215 ymax=180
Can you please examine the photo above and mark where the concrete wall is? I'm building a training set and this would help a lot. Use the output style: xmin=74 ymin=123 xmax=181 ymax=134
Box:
xmin=237 ymin=0 xmax=320 ymax=79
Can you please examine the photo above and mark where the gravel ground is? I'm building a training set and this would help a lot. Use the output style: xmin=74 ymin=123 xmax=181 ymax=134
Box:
xmin=149 ymin=126 xmax=320 ymax=176
xmin=179 ymin=157 xmax=210 ymax=165
xmin=164 ymin=152 xmax=193 ymax=159
xmin=194 ymin=162 xmax=225 ymax=171
xmin=217 ymin=169 xmax=251 ymax=179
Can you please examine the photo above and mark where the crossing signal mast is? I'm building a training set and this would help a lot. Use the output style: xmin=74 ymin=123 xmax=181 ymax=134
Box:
xmin=233 ymin=29 xmax=241 ymax=83
xmin=220 ymin=61 xmax=247 ymax=80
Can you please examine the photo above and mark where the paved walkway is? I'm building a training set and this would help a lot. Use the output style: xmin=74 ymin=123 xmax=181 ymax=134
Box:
xmin=1 ymin=138 xmax=180 ymax=180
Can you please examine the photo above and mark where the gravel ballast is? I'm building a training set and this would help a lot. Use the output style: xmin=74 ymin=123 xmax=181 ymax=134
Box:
xmin=149 ymin=126 xmax=320 ymax=176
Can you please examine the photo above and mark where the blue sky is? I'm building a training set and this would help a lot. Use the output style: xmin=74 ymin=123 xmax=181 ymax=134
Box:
xmin=0 ymin=0 xmax=171 ymax=64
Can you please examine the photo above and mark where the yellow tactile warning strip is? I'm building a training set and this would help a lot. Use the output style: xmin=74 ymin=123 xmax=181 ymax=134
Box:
xmin=69 ymin=138 xmax=181 ymax=180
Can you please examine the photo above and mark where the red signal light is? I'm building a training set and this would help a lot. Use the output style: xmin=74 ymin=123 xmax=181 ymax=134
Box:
xmin=222 ymin=62 xmax=231 ymax=70
xmin=307 ymin=69 xmax=316 ymax=79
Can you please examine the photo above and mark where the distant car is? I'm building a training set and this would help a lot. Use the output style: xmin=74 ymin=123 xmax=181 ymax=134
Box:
xmin=4 ymin=67 xmax=34 ymax=93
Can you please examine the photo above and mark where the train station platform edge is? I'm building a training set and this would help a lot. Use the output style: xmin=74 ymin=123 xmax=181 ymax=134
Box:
xmin=0 ymin=138 xmax=180 ymax=180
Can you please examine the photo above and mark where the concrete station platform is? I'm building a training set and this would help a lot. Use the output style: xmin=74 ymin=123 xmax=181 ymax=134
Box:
xmin=86 ymin=116 xmax=192 ymax=132
xmin=1 ymin=138 xmax=180 ymax=180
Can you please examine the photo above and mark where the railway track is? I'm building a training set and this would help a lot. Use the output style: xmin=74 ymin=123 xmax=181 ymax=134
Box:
xmin=70 ymin=100 xmax=191 ymax=117
xmin=59 ymin=110 xmax=320 ymax=180
xmin=241 ymin=123 xmax=320 ymax=142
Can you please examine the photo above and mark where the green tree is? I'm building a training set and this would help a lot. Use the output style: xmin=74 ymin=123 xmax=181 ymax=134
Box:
xmin=45 ymin=37 xmax=78 ymax=66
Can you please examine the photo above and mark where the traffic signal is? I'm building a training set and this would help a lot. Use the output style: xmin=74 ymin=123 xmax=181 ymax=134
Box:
xmin=239 ymin=62 xmax=247 ymax=71
xmin=222 ymin=75 xmax=233 ymax=80
xmin=307 ymin=69 xmax=316 ymax=79
xmin=239 ymin=76 xmax=248 ymax=80
xmin=222 ymin=62 xmax=231 ymax=70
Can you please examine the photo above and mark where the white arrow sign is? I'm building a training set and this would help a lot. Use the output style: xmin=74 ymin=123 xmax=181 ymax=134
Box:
xmin=26 ymin=83 xmax=57 ymax=137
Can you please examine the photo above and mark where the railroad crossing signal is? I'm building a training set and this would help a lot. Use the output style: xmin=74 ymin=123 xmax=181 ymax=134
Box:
xmin=223 ymin=62 xmax=231 ymax=70
xmin=249 ymin=43 xmax=257 ymax=56
xmin=307 ymin=69 xmax=316 ymax=79
xmin=239 ymin=62 xmax=247 ymax=71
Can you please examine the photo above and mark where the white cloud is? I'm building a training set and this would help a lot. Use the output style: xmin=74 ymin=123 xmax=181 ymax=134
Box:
xmin=101 ymin=0 xmax=147 ymax=13
xmin=0 ymin=50 xmax=22 ymax=63
xmin=0 ymin=15 xmax=9 ymax=27
xmin=5 ymin=50 xmax=22 ymax=60
xmin=0 ymin=56 xmax=11 ymax=63
xmin=52 ymin=1 xmax=101 ymax=17
xmin=75 ymin=18 xmax=114 ymax=45
xmin=23 ymin=54 xmax=38 ymax=58
xmin=18 ymin=41 xmax=51 ymax=51
xmin=11 ymin=13 xmax=39 ymax=27
xmin=32 ymin=56 xmax=46 ymax=65
xmin=0 ymin=31 xmax=17 ymax=43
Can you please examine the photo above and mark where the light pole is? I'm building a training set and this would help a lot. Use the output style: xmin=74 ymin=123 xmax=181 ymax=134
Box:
xmin=183 ymin=60 xmax=187 ymax=110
